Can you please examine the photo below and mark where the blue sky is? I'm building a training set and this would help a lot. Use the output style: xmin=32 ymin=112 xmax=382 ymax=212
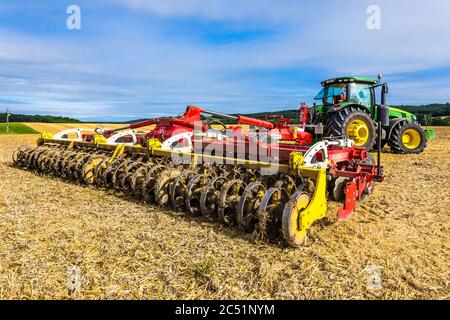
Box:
xmin=1 ymin=0 xmax=450 ymax=121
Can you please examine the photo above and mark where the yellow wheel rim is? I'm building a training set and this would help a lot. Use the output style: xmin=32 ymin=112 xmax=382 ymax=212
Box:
xmin=347 ymin=119 xmax=369 ymax=146
xmin=402 ymin=129 xmax=421 ymax=149
xmin=282 ymin=192 xmax=310 ymax=247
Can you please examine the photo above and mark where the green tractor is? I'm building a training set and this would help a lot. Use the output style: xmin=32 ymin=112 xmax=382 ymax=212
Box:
xmin=309 ymin=75 xmax=435 ymax=153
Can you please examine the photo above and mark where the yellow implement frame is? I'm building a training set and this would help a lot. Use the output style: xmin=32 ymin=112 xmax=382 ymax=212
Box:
xmin=37 ymin=136 xmax=328 ymax=246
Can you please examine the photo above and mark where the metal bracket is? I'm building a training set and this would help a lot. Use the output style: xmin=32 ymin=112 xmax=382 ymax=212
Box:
xmin=161 ymin=132 xmax=194 ymax=153
xmin=302 ymin=139 xmax=354 ymax=169
xmin=53 ymin=128 xmax=94 ymax=141
xmin=106 ymin=130 xmax=138 ymax=145
xmin=337 ymin=181 xmax=357 ymax=221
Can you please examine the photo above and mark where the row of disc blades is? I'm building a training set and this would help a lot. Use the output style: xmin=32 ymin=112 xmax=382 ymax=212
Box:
xmin=13 ymin=144 xmax=318 ymax=244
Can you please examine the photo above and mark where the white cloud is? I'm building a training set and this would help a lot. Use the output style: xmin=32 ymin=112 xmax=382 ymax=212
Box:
xmin=113 ymin=0 xmax=450 ymax=74
xmin=1 ymin=0 xmax=450 ymax=120
xmin=113 ymin=0 xmax=309 ymax=23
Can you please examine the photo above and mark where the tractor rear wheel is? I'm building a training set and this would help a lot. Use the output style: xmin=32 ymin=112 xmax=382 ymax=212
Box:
xmin=325 ymin=107 xmax=376 ymax=150
xmin=388 ymin=123 xmax=426 ymax=154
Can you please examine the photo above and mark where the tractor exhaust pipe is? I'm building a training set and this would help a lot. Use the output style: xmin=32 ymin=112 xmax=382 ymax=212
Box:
xmin=376 ymin=84 xmax=389 ymax=181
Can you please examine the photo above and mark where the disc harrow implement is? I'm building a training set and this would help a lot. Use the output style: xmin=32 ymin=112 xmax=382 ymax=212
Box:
xmin=12 ymin=106 xmax=384 ymax=247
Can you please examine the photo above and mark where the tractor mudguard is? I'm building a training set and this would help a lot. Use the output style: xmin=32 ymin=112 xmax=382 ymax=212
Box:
xmin=386 ymin=118 xmax=407 ymax=140
xmin=326 ymin=104 xmax=346 ymax=113
xmin=327 ymin=103 xmax=370 ymax=114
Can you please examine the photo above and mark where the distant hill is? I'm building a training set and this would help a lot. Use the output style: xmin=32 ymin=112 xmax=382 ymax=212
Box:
xmin=393 ymin=103 xmax=450 ymax=126
xmin=240 ymin=103 xmax=450 ymax=119
xmin=0 ymin=113 xmax=81 ymax=123
xmin=213 ymin=103 xmax=450 ymax=126
xmin=396 ymin=103 xmax=450 ymax=117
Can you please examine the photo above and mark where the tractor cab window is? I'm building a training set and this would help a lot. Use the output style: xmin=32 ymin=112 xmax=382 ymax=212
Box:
xmin=349 ymin=83 xmax=372 ymax=108
xmin=314 ymin=83 xmax=347 ymax=106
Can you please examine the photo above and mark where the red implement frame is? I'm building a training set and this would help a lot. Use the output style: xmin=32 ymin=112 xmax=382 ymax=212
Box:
xmin=79 ymin=104 xmax=383 ymax=222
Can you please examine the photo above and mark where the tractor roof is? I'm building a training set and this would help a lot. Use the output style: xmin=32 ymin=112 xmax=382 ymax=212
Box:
xmin=321 ymin=76 xmax=379 ymax=86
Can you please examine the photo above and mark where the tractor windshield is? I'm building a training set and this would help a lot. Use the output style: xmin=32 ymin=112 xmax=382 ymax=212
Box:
xmin=314 ymin=83 xmax=347 ymax=106
xmin=349 ymin=83 xmax=372 ymax=108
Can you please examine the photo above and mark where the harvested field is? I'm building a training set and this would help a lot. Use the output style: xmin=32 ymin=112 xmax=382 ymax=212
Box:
xmin=23 ymin=123 xmax=157 ymax=134
xmin=0 ymin=128 xmax=449 ymax=299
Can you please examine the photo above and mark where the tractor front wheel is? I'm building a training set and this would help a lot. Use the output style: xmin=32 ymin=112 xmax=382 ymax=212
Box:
xmin=325 ymin=107 xmax=376 ymax=150
xmin=388 ymin=123 xmax=427 ymax=154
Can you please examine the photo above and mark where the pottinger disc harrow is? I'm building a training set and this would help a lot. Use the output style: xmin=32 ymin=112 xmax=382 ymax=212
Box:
xmin=12 ymin=106 xmax=384 ymax=247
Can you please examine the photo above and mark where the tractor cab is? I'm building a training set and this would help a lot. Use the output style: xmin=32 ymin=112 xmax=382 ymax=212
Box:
xmin=313 ymin=76 xmax=378 ymax=112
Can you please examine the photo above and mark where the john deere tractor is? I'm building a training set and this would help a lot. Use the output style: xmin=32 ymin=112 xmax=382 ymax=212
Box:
xmin=309 ymin=75 xmax=434 ymax=153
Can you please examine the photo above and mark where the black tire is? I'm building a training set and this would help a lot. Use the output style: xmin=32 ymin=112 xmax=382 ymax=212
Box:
xmin=325 ymin=106 xmax=376 ymax=150
xmin=373 ymin=139 xmax=387 ymax=151
xmin=329 ymin=176 xmax=350 ymax=202
xmin=388 ymin=123 xmax=427 ymax=154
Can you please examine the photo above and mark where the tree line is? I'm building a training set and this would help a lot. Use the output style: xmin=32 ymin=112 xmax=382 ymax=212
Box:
xmin=215 ymin=103 xmax=450 ymax=126
xmin=0 ymin=113 xmax=81 ymax=123
xmin=2 ymin=103 xmax=449 ymax=125
xmin=396 ymin=103 xmax=450 ymax=126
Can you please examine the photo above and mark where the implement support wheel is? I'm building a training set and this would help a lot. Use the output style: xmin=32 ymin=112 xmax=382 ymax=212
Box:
xmin=282 ymin=192 xmax=311 ymax=246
